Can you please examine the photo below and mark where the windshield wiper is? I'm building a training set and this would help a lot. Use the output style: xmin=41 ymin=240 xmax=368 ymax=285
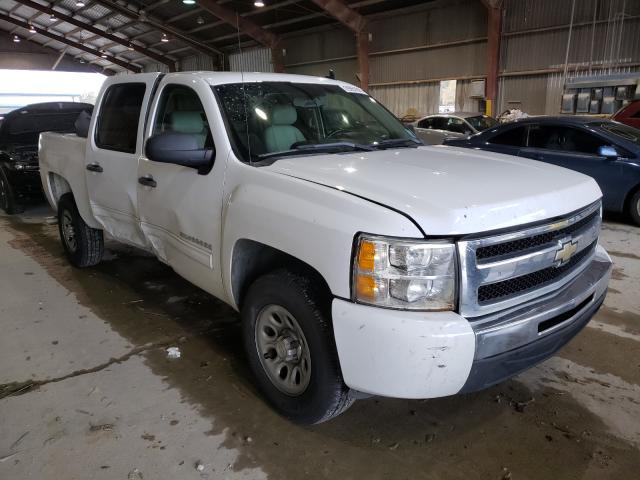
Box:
xmin=257 ymin=141 xmax=375 ymax=161
xmin=374 ymin=138 xmax=423 ymax=149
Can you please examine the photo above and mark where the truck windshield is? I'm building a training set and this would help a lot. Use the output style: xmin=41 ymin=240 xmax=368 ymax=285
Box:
xmin=213 ymin=82 xmax=419 ymax=162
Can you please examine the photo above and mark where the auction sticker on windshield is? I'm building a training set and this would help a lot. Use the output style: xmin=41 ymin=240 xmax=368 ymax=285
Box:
xmin=340 ymin=84 xmax=367 ymax=95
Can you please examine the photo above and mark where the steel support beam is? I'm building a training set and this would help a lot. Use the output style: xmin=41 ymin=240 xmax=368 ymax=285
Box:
xmin=0 ymin=12 xmax=141 ymax=72
xmin=16 ymin=0 xmax=176 ymax=71
xmin=483 ymin=0 xmax=502 ymax=116
xmin=91 ymin=0 xmax=223 ymax=60
xmin=195 ymin=0 xmax=283 ymax=72
xmin=309 ymin=0 xmax=369 ymax=90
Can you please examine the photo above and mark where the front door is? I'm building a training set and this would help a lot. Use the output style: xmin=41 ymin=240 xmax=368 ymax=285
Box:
xmin=520 ymin=124 xmax=623 ymax=209
xmin=85 ymin=73 xmax=161 ymax=247
xmin=136 ymin=77 xmax=228 ymax=298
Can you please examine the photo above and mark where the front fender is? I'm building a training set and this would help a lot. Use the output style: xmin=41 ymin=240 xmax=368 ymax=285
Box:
xmin=221 ymin=167 xmax=423 ymax=308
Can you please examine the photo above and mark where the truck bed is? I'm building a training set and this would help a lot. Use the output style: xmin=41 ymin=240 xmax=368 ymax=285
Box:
xmin=39 ymin=132 xmax=98 ymax=228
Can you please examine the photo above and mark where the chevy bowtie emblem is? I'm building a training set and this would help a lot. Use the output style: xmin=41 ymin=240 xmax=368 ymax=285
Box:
xmin=555 ymin=239 xmax=578 ymax=266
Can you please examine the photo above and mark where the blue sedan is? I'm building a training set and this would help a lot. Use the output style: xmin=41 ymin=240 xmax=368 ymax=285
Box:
xmin=445 ymin=117 xmax=640 ymax=225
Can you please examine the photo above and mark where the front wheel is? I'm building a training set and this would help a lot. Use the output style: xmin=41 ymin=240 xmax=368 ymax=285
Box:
xmin=58 ymin=194 xmax=104 ymax=267
xmin=629 ymin=190 xmax=640 ymax=226
xmin=241 ymin=269 xmax=354 ymax=424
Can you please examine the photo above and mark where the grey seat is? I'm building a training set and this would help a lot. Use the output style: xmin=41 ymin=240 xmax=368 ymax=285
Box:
xmin=170 ymin=111 xmax=207 ymax=149
xmin=264 ymin=105 xmax=305 ymax=153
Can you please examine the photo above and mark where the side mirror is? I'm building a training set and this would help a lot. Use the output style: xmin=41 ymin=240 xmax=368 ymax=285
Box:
xmin=146 ymin=132 xmax=214 ymax=173
xmin=598 ymin=145 xmax=618 ymax=158
xmin=74 ymin=110 xmax=92 ymax=138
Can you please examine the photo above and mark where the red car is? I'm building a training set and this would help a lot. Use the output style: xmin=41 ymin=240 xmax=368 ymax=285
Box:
xmin=612 ymin=100 xmax=640 ymax=129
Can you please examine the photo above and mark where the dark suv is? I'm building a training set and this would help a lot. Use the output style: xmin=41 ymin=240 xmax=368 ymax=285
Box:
xmin=0 ymin=102 xmax=92 ymax=214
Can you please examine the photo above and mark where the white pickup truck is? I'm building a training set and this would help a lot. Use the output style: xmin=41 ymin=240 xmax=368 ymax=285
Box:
xmin=39 ymin=72 xmax=612 ymax=424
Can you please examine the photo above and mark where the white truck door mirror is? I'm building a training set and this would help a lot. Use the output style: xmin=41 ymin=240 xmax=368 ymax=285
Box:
xmin=145 ymin=132 xmax=214 ymax=174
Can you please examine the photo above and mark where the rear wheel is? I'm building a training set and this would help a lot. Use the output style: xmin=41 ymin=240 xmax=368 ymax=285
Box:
xmin=629 ymin=189 xmax=640 ymax=226
xmin=241 ymin=269 xmax=354 ymax=424
xmin=58 ymin=194 xmax=104 ymax=267
xmin=0 ymin=166 xmax=18 ymax=214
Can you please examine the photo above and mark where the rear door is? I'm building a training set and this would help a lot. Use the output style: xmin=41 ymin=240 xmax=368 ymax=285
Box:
xmin=85 ymin=73 xmax=161 ymax=247
xmin=136 ymin=76 xmax=228 ymax=299
xmin=415 ymin=117 xmax=447 ymax=145
xmin=441 ymin=117 xmax=472 ymax=140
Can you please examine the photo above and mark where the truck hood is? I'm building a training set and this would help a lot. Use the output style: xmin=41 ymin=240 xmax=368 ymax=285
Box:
xmin=265 ymin=145 xmax=602 ymax=235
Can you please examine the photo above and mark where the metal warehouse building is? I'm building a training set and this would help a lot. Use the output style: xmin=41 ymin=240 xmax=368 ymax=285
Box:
xmin=1 ymin=1 xmax=640 ymax=479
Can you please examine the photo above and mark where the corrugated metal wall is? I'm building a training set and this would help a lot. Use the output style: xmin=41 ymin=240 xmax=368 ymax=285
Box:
xmin=498 ymin=0 xmax=640 ymax=114
xmin=159 ymin=0 xmax=639 ymax=117
xmin=228 ymin=47 xmax=274 ymax=72
xmin=282 ymin=0 xmax=488 ymax=117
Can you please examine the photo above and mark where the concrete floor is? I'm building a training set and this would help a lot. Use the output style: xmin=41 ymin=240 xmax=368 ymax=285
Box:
xmin=0 ymin=206 xmax=639 ymax=480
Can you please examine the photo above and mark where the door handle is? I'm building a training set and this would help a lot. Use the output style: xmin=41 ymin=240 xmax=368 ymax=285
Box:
xmin=138 ymin=175 xmax=157 ymax=188
xmin=86 ymin=163 xmax=103 ymax=173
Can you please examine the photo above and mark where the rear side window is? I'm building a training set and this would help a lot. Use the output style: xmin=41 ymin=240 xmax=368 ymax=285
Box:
xmin=488 ymin=126 xmax=526 ymax=146
xmin=528 ymin=125 xmax=606 ymax=155
xmin=95 ymin=83 xmax=146 ymax=153
xmin=443 ymin=117 xmax=468 ymax=134
xmin=419 ymin=117 xmax=447 ymax=130
xmin=418 ymin=118 xmax=434 ymax=129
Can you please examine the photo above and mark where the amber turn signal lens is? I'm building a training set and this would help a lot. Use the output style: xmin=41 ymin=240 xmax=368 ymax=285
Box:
xmin=357 ymin=240 xmax=376 ymax=272
xmin=355 ymin=275 xmax=377 ymax=300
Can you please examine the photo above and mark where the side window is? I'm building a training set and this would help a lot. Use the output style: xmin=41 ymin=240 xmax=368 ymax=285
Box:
xmin=431 ymin=117 xmax=447 ymax=130
xmin=444 ymin=117 xmax=468 ymax=134
xmin=488 ymin=126 xmax=527 ymax=147
xmin=153 ymin=84 xmax=212 ymax=149
xmin=95 ymin=83 xmax=146 ymax=153
xmin=418 ymin=118 xmax=434 ymax=129
xmin=528 ymin=125 xmax=606 ymax=155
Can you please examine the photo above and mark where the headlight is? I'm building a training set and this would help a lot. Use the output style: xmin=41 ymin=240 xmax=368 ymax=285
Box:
xmin=352 ymin=234 xmax=456 ymax=311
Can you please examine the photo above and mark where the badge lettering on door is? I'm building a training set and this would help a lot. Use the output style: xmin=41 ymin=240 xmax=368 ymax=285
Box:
xmin=179 ymin=232 xmax=212 ymax=251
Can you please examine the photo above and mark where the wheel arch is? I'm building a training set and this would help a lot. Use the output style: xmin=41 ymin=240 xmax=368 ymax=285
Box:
xmin=623 ymin=183 xmax=640 ymax=217
xmin=44 ymin=172 xmax=101 ymax=230
xmin=47 ymin=172 xmax=73 ymax=206
xmin=230 ymin=238 xmax=333 ymax=312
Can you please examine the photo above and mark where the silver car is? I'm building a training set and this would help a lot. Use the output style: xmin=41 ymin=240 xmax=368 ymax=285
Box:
xmin=412 ymin=112 xmax=497 ymax=145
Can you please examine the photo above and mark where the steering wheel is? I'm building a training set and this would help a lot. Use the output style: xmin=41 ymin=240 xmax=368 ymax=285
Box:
xmin=326 ymin=128 xmax=355 ymax=139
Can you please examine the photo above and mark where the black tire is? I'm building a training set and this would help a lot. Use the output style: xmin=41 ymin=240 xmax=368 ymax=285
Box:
xmin=629 ymin=189 xmax=640 ymax=226
xmin=0 ymin=166 xmax=19 ymax=215
xmin=57 ymin=194 xmax=104 ymax=267
xmin=241 ymin=269 xmax=355 ymax=424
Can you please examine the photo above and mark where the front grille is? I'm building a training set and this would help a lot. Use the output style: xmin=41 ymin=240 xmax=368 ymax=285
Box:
xmin=458 ymin=201 xmax=602 ymax=317
xmin=477 ymin=241 xmax=596 ymax=303
xmin=476 ymin=210 xmax=599 ymax=261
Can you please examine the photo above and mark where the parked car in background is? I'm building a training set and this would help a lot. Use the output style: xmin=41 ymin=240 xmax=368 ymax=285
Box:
xmin=445 ymin=117 xmax=640 ymax=225
xmin=612 ymin=100 xmax=640 ymax=129
xmin=0 ymin=102 xmax=92 ymax=214
xmin=411 ymin=112 xmax=497 ymax=144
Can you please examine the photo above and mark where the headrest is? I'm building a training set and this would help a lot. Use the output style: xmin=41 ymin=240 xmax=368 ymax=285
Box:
xmin=271 ymin=105 xmax=297 ymax=126
xmin=170 ymin=111 xmax=204 ymax=134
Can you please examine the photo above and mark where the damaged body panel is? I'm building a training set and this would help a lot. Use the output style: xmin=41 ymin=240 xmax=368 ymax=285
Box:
xmin=38 ymin=71 xmax=612 ymax=422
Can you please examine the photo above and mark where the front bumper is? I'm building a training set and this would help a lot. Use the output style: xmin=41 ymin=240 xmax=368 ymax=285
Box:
xmin=5 ymin=164 xmax=42 ymax=197
xmin=332 ymin=245 xmax=612 ymax=398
